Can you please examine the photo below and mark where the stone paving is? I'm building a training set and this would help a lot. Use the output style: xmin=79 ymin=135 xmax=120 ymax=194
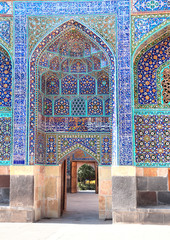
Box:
xmin=0 ymin=192 xmax=170 ymax=240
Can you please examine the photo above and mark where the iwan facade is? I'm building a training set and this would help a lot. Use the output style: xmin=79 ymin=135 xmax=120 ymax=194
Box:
xmin=0 ymin=0 xmax=169 ymax=224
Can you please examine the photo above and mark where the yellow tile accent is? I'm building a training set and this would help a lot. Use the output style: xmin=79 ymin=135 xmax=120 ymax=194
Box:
xmin=98 ymin=166 xmax=111 ymax=180
xmin=10 ymin=166 xmax=34 ymax=175
xmin=45 ymin=166 xmax=61 ymax=176
xmin=157 ymin=168 xmax=168 ymax=177
xmin=112 ymin=166 xmax=136 ymax=176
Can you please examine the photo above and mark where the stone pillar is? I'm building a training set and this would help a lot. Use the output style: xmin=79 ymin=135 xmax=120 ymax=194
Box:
xmin=34 ymin=166 xmax=45 ymax=221
xmin=0 ymin=166 xmax=10 ymax=204
xmin=112 ymin=166 xmax=137 ymax=222
xmin=99 ymin=166 xmax=112 ymax=219
xmin=10 ymin=166 xmax=35 ymax=222
xmin=45 ymin=166 xmax=61 ymax=218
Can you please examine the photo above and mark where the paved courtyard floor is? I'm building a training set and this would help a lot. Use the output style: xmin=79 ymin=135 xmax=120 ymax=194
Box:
xmin=0 ymin=192 xmax=170 ymax=240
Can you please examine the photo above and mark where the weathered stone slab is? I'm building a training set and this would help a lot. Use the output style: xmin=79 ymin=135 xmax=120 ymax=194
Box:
xmin=112 ymin=176 xmax=136 ymax=209
xmin=137 ymin=191 xmax=157 ymax=206
xmin=158 ymin=192 xmax=170 ymax=205
xmin=10 ymin=175 xmax=34 ymax=207
xmin=147 ymin=177 xmax=168 ymax=191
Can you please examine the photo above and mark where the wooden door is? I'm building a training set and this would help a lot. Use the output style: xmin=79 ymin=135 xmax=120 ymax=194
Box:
xmin=61 ymin=160 xmax=67 ymax=215
xmin=71 ymin=161 xmax=77 ymax=193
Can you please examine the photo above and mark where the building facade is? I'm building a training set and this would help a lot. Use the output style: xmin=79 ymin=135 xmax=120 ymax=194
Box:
xmin=0 ymin=0 xmax=169 ymax=223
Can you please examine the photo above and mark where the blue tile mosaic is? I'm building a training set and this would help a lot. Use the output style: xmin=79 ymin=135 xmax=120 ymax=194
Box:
xmin=133 ymin=0 xmax=170 ymax=12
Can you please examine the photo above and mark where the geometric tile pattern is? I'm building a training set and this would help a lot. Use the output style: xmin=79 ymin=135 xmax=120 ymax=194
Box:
xmin=29 ymin=17 xmax=115 ymax=166
xmin=88 ymin=97 xmax=103 ymax=115
xmin=135 ymin=35 xmax=170 ymax=106
xmin=101 ymin=134 xmax=112 ymax=165
xmin=45 ymin=117 xmax=111 ymax=133
xmin=134 ymin=33 xmax=170 ymax=109
xmin=132 ymin=0 xmax=170 ymax=12
xmin=98 ymin=73 xmax=109 ymax=94
xmin=61 ymin=76 xmax=77 ymax=95
xmin=0 ymin=48 xmax=12 ymax=108
xmin=105 ymin=98 xmax=110 ymax=115
xmin=0 ymin=21 xmax=10 ymax=44
xmin=135 ymin=114 xmax=170 ymax=167
xmin=162 ymin=67 xmax=170 ymax=104
xmin=58 ymin=134 xmax=100 ymax=163
xmin=131 ymin=15 xmax=170 ymax=53
xmin=117 ymin=0 xmax=133 ymax=165
xmin=0 ymin=118 xmax=11 ymax=164
xmin=43 ymin=98 xmax=52 ymax=115
xmin=46 ymin=76 xmax=59 ymax=95
xmin=46 ymin=134 xmax=57 ymax=165
xmin=80 ymin=75 xmax=96 ymax=95
xmin=0 ymin=2 xmax=12 ymax=15
xmin=12 ymin=1 xmax=119 ymax=167
xmin=36 ymin=131 xmax=46 ymax=165
xmin=54 ymin=97 xmax=69 ymax=116
xmin=71 ymin=98 xmax=86 ymax=116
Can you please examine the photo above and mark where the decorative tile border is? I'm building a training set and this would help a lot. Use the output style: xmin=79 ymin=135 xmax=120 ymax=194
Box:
xmin=132 ymin=0 xmax=170 ymax=13
xmin=117 ymin=0 xmax=133 ymax=165
xmin=0 ymin=17 xmax=13 ymax=56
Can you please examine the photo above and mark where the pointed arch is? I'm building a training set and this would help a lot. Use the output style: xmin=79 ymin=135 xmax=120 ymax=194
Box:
xmin=58 ymin=145 xmax=100 ymax=165
xmin=133 ymin=25 xmax=170 ymax=109
xmin=29 ymin=19 xmax=116 ymax=165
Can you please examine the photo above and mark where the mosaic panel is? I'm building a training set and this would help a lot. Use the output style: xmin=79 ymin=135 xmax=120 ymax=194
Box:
xmin=38 ymin=113 xmax=46 ymax=132
xmin=101 ymin=134 xmax=112 ymax=165
xmin=61 ymin=75 xmax=77 ymax=95
xmin=54 ymin=97 xmax=69 ymax=115
xmin=38 ymin=92 xmax=42 ymax=113
xmin=132 ymin=0 xmax=170 ymax=12
xmin=50 ymin=56 xmax=60 ymax=71
xmin=36 ymin=131 xmax=46 ymax=165
xmin=43 ymin=97 xmax=52 ymax=115
xmin=0 ymin=2 xmax=12 ymax=15
xmin=88 ymin=97 xmax=103 ymax=115
xmin=0 ymin=47 xmax=12 ymax=108
xmin=162 ymin=67 xmax=170 ymax=104
xmin=0 ymin=21 xmax=10 ymax=45
xmin=131 ymin=15 xmax=170 ymax=53
xmin=0 ymin=17 xmax=13 ymax=56
xmin=46 ymin=76 xmax=59 ymax=95
xmin=135 ymin=115 xmax=170 ymax=167
xmin=46 ymin=134 xmax=57 ymax=165
xmin=134 ymin=34 xmax=170 ymax=108
xmin=71 ymin=60 xmax=86 ymax=73
xmin=0 ymin=118 xmax=11 ymax=164
xmin=105 ymin=98 xmax=110 ymax=115
xmin=46 ymin=117 xmax=111 ymax=132
xmin=98 ymin=73 xmax=109 ymax=94
xmin=79 ymin=75 xmax=95 ymax=95
xmin=71 ymin=98 xmax=86 ymax=116
xmin=39 ymin=53 xmax=48 ymax=68
xmin=117 ymin=0 xmax=133 ymax=165
xmin=58 ymin=134 xmax=100 ymax=162
xmin=24 ymin=14 xmax=114 ymax=163
xmin=28 ymin=15 xmax=116 ymax=55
